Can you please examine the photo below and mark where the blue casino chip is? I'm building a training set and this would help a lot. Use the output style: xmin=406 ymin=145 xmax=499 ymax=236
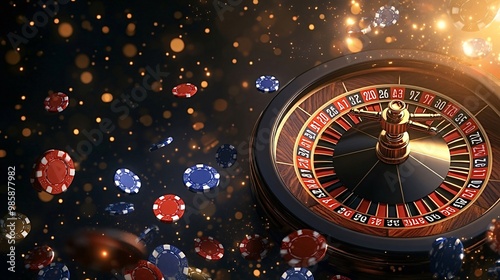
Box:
xmin=37 ymin=262 xmax=70 ymax=280
xmin=150 ymin=136 xmax=174 ymax=152
xmin=149 ymin=244 xmax=189 ymax=280
xmin=373 ymin=5 xmax=399 ymax=28
xmin=136 ymin=224 xmax=160 ymax=245
xmin=255 ymin=75 xmax=280 ymax=93
xmin=280 ymin=267 xmax=314 ymax=280
xmin=429 ymin=237 xmax=464 ymax=279
xmin=183 ymin=164 xmax=220 ymax=192
xmin=487 ymin=261 xmax=500 ymax=280
xmin=104 ymin=202 xmax=135 ymax=215
xmin=215 ymin=144 xmax=237 ymax=168
xmin=114 ymin=168 xmax=141 ymax=194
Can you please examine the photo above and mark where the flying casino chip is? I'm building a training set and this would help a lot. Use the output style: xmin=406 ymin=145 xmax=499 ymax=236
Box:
xmin=239 ymin=234 xmax=271 ymax=260
xmin=172 ymin=83 xmax=198 ymax=98
xmin=105 ymin=202 xmax=135 ymax=216
xmin=1 ymin=212 xmax=31 ymax=240
xmin=24 ymin=245 xmax=55 ymax=270
xmin=372 ymin=5 xmax=400 ymax=28
xmin=136 ymin=225 xmax=160 ymax=245
xmin=148 ymin=244 xmax=189 ymax=280
xmin=462 ymin=38 xmax=493 ymax=58
xmin=280 ymin=229 xmax=328 ymax=267
xmin=114 ymin=168 xmax=142 ymax=194
xmin=215 ymin=144 xmax=237 ymax=168
xmin=188 ymin=267 xmax=212 ymax=280
xmin=280 ymin=267 xmax=314 ymax=280
xmin=183 ymin=164 xmax=220 ymax=192
xmin=152 ymin=194 xmax=185 ymax=223
xmin=255 ymin=75 xmax=280 ymax=93
xmin=194 ymin=236 xmax=224 ymax=261
xmin=123 ymin=260 xmax=165 ymax=280
xmin=487 ymin=260 xmax=500 ymax=279
xmin=44 ymin=92 xmax=69 ymax=113
xmin=429 ymin=237 xmax=464 ymax=279
xmin=486 ymin=218 xmax=500 ymax=253
xmin=448 ymin=0 xmax=499 ymax=31
xmin=35 ymin=149 xmax=75 ymax=195
xmin=37 ymin=262 xmax=70 ymax=280
xmin=149 ymin=137 xmax=174 ymax=152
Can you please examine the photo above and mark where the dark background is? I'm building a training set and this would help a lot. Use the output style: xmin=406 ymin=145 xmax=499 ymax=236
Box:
xmin=0 ymin=0 xmax=499 ymax=279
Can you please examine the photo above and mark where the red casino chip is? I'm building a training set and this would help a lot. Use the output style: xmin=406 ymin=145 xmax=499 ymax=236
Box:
xmin=172 ymin=83 xmax=198 ymax=98
xmin=330 ymin=275 xmax=352 ymax=280
xmin=44 ymin=92 xmax=69 ymax=112
xmin=194 ymin=236 xmax=224 ymax=261
xmin=123 ymin=260 xmax=164 ymax=280
xmin=280 ymin=229 xmax=328 ymax=267
xmin=486 ymin=218 xmax=500 ymax=253
xmin=152 ymin=195 xmax=185 ymax=223
xmin=239 ymin=234 xmax=271 ymax=260
xmin=24 ymin=245 xmax=55 ymax=270
xmin=35 ymin=149 xmax=75 ymax=194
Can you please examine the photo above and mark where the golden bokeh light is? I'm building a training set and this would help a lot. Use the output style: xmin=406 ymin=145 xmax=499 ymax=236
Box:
xmin=170 ymin=38 xmax=185 ymax=52
xmin=139 ymin=115 xmax=153 ymax=126
xmin=101 ymin=93 xmax=113 ymax=103
xmin=163 ymin=110 xmax=172 ymax=119
xmin=80 ymin=71 xmax=93 ymax=84
xmin=214 ymin=99 xmax=228 ymax=112
xmin=38 ymin=191 xmax=54 ymax=202
xmin=123 ymin=43 xmax=138 ymax=57
xmin=75 ymin=54 xmax=90 ymax=69
xmin=345 ymin=37 xmax=363 ymax=53
xmin=5 ymin=50 xmax=21 ymax=65
xmin=58 ymin=22 xmax=73 ymax=38
xmin=193 ymin=122 xmax=205 ymax=131
xmin=22 ymin=128 xmax=32 ymax=137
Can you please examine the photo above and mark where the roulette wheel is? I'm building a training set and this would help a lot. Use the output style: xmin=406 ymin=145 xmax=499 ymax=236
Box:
xmin=250 ymin=49 xmax=500 ymax=277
